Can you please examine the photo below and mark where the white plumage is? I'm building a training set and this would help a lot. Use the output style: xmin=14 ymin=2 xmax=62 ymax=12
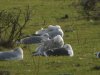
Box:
xmin=63 ymin=44 xmax=74 ymax=56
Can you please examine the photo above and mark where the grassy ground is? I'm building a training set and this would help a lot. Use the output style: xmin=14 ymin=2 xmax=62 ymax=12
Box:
xmin=0 ymin=0 xmax=100 ymax=75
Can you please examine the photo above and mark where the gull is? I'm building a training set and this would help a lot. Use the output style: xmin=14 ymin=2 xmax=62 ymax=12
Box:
xmin=33 ymin=35 xmax=64 ymax=56
xmin=33 ymin=44 xmax=74 ymax=57
xmin=16 ymin=33 xmax=49 ymax=44
xmin=0 ymin=47 xmax=23 ymax=60
xmin=35 ymin=25 xmax=64 ymax=38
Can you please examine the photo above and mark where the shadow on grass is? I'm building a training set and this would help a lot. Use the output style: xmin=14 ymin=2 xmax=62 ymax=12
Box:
xmin=92 ymin=65 xmax=100 ymax=71
xmin=0 ymin=70 xmax=10 ymax=75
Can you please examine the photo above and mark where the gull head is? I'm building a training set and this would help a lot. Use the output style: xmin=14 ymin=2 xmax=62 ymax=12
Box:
xmin=41 ymin=33 xmax=49 ymax=41
xmin=14 ymin=47 xmax=23 ymax=60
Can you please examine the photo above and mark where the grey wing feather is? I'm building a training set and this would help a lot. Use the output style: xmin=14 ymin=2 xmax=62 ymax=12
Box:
xmin=20 ymin=36 xmax=42 ymax=44
xmin=0 ymin=52 xmax=17 ymax=60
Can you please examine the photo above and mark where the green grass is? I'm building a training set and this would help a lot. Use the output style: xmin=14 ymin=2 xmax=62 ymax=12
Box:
xmin=0 ymin=0 xmax=100 ymax=75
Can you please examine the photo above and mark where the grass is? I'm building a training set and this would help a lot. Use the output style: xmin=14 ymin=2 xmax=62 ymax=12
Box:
xmin=0 ymin=0 xmax=100 ymax=75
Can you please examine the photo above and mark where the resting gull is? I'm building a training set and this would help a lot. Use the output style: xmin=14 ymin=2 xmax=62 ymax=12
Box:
xmin=33 ymin=44 xmax=73 ymax=57
xmin=0 ymin=47 xmax=23 ymax=60
xmin=16 ymin=33 xmax=50 ymax=44
xmin=33 ymin=35 xmax=64 ymax=56
xmin=35 ymin=25 xmax=64 ymax=38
